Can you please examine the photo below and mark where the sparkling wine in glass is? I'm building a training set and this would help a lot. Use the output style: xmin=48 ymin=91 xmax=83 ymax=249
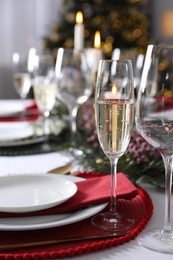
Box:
xmin=55 ymin=48 xmax=93 ymax=153
xmin=136 ymin=44 xmax=173 ymax=253
xmin=12 ymin=52 xmax=32 ymax=99
xmin=33 ymin=53 xmax=57 ymax=136
xmin=92 ymin=59 xmax=135 ymax=231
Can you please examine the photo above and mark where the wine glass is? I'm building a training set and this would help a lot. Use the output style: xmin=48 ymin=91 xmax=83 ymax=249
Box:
xmin=112 ymin=48 xmax=144 ymax=92
xmin=12 ymin=51 xmax=32 ymax=99
xmin=135 ymin=44 xmax=173 ymax=253
xmin=33 ymin=53 xmax=57 ymax=136
xmin=55 ymin=48 xmax=93 ymax=153
xmin=92 ymin=59 xmax=135 ymax=231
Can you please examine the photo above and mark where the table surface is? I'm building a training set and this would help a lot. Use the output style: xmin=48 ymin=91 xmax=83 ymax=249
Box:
xmin=0 ymin=151 xmax=172 ymax=260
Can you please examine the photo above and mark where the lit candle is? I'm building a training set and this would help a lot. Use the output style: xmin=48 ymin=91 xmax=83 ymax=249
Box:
xmin=112 ymin=84 xmax=119 ymax=97
xmin=105 ymin=84 xmax=121 ymax=99
xmin=74 ymin=11 xmax=84 ymax=51
xmin=93 ymin=30 xmax=102 ymax=72
xmin=94 ymin=31 xmax=101 ymax=49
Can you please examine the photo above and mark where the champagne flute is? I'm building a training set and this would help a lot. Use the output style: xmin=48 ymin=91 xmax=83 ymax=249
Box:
xmin=55 ymin=48 xmax=93 ymax=153
xmin=12 ymin=51 xmax=32 ymax=99
xmin=33 ymin=53 xmax=57 ymax=136
xmin=92 ymin=59 xmax=135 ymax=231
xmin=136 ymin=44 xmax=173 ymax=253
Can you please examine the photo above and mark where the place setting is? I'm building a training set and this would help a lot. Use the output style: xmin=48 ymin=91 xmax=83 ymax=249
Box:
xmin=0 ymin=170 xmax=153 ymax=258
xmin=0 ymin=116 xmax=45 ymax=149
xmin=0 ymin=99 xmax=43 ymax=147
xmin=0 ymin=99 xmax=39 ymax=122
xmin=0 ymin=173 xmax=106 ymax=230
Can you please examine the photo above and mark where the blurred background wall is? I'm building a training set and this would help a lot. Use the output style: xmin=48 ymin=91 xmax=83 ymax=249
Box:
xmin=0 ymin=0 xmax=60 ymax=99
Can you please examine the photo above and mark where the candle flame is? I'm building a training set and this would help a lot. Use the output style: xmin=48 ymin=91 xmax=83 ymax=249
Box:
xmin=76 ymin=11 xmax=83 ymax=24
xmin=112 ymin=84 xmax=117 ymax=94
xmin=94 ymin=31 xmax=101 ymax=48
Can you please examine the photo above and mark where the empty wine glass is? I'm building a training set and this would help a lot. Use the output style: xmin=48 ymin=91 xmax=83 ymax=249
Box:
xmin=55 ymin=48 xmax=93 ymax=153
xmin=92 ymin=59 xmax=135 ymax=231
xmin=136 ymin=44 xmax=173 ymax=253
xmin=12 ymin=51 xmax=32 ymax=99
xmin=112 ymin=48 xmax=144 ymax=92
xmin=33 ymin=53 xmax=57 ymax=136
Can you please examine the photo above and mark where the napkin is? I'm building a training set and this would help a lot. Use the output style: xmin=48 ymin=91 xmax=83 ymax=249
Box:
xmin=0 ymin=100 xmax=40 ymax=122
xmin=0 ymin=172 xmax=138 ymax=218
xmin=52 ymin=172 xmax=138 ymax=214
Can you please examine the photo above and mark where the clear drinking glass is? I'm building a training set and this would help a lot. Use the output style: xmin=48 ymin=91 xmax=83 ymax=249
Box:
xmin=55 ymin=48 xmax=93 ymax=152
xmin=12 ymin=52 xmax=32 ymax=99
xmin=33 ymin=53 xmax=57 ymax=136
xmin=92 ymin=59 xmax=135 ymax=231
xmin=135 ymin=44 xmax=173 ymax=253
xmin=112 ymin=48 xmax=144 ymax=91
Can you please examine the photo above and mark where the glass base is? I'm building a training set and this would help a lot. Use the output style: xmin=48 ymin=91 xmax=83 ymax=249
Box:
xmin=137 ymin=228 xmax=173 ymax=254
xmin=92 ymin=211 xmax=135 ymax=231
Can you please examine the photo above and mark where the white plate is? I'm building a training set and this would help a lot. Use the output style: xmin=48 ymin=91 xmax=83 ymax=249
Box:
xmin=0 ymin=174 xmax=77 ymax=213
xmin=0 ymin=135 xmax=45 ymax=147
xmin=0 ymin=175 xmax=107 ymax=231
xmin=0 ymin=122 xmax=34 ymax=141
xmin=0 ymin=101 xmax=25 ymax=117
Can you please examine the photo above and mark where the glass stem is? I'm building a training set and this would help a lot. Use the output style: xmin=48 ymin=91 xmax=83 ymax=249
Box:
xmin=109 ymin=157 xmax=119 ymax=213
xmin=161 ymin=153 xmax=173 ymax=239
xmin=69 ymin=105 xmax=79 ymax=147
xmin=43 ymin=111 xmax=50 ymax=136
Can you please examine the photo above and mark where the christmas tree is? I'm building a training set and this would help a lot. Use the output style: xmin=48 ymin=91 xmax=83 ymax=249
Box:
xmin=42 ymin=0 xmax=152 ymax=58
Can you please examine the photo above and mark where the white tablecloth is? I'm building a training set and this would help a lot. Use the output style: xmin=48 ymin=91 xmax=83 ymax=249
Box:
xmin=0 ymin=152 xmax=172 ymax=260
